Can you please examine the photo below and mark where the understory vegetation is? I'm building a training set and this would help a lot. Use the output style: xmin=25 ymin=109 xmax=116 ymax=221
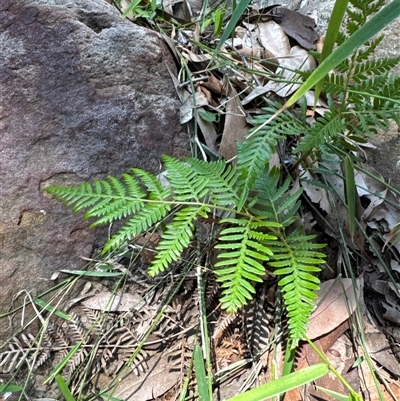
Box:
xmin=1 ymin=0 xmax=400 ymax=400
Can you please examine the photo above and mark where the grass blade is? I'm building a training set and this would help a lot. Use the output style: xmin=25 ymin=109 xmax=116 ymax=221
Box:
xmin=210 ymin=0 xmax=253 ymax=63
xmin=55 ymin=374 xmax=76 ymax=401
xmin=194 ymin=344 xmax=210 ymax=401
xmin=121 ymin=0 xmax=143 ymax=17
xmin=344 ymin=156 xmax=356 ymax=238
xmin=0 ymin=384 xmax=23 ymax=392
xmin=227 ymin=363 xmax=329 ymax=401
xmin=33 ymin=297 xmax=71 ymax=320
xmin=314 ymin=0 xmax=350 ymax=104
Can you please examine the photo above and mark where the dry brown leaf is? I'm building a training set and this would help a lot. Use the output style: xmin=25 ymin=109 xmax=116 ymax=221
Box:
xmin=197 ymin=85 xmax=214 ymax=105
xmin=286 ymin=320 xmax=350 ymax=401
xmin=272 ymin=7 xmax=319 ymax=50
xmin=299 ymin=165 xmax=332 ymax=213
xmin=135 ymin=232 xmax=161 ymax=263
xmin=180 ymin=48 xmax=211 ymax=63
xmin=358 ymin=342 xmax=400 ymax=401
xmin=264 ymin=46 xmax=316 ymax=97
xmin=219 ymin=87 xmax=250 ymax=160
xmin=365 ymin=331 xmax=400 ymax=376
xmin=201 ymin=74 xmax=224 ymax=95
xmin=307 ymin=278 xmax=362 ymax=340
xmin=180 ymin=90 xmax=209 ymax=124
xmin=113 ymin=354 xmax=180 ymax=400
xmin=197 ymin=108 xmax=219 ymax=154
xmin=257 ymin=21 xmax=290 ymax=58
xmin=82 ymin=290 xmax=147 ymax=312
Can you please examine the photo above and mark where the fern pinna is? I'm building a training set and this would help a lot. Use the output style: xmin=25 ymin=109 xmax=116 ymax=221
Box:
xmin=45 ymin=156 xmax=325 ymax=347
xmin=295 ymin=0 xmax=400 ymax=155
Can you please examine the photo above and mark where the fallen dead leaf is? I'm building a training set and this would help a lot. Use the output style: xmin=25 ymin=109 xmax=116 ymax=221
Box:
xmin=180 ymin=91 xmax=209 ymax=124
xmin=263 ymin=46 xmax=316 ymax=97
xmin=82 ymin=290 xmax=147 ymax=312
xmin=257 ymin=20 xmax=291 ymax=58
xmin=307 ymin=277 xmax=362 ymax=340
xmin=272 ymin=7 xmax=319 ymax=50
xmin=113 ymin=353 xmax=180 ymax=400
xmin=365 ymin=331 xmax=400 ymax=377
xmin=219 ymin=86 xmax=250 ymax=160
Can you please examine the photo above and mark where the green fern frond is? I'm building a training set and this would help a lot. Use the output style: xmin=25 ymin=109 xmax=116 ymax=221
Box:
xmin=84 ymin=174 xmax=148 ymax=224
xmin=214 ymin=217 xmax=278 ymax=312
xmin=186 ymin=159 xmax=239 ymax=206
xmin=148 ymin=205 xmax=210 ymax=276
xmin=352 ymin=35 xmax=384 ymax=62
xmin=131 ymin=168 xmax=172 ymax=199
xmin=45 ymin=171 xmax=175 ymax=253
xmin=236 ymin=105 xmax=305 ymax=209
xmin=346 ymin=0 xmax=385 ymax=35
xmin=353 ymin=105 xmax=400 ymax=136
xmin=294 ymin=107 xmax=345 ymax=153
xmin=251 ymin=167 xmax=302 ymax=227
xmin=45 ymin=174 xmax=148 ymax=226
xmin=103 ymin=202 xmax=172 ymax=252
xmin=351 ymin=58 xmax=400 ymax=82
xmin=268 ymin=230 xmax=325 ymax=347
xmin=162 ymin=155 xmax=210 ymax=202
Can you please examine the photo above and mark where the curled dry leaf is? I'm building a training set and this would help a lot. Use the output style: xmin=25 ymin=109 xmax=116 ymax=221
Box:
xmin=201 ymin=74 xmax=224 ymax=95
xmin=307 ymin=277 xmax=362 ymax=340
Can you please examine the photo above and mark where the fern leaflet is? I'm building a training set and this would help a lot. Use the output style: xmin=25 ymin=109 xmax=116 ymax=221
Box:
xmin=162 ymin=155 xmax=210 ymax=202
xmin=214 ymin=217 xmax=278 ymax=312
xmin=148 ymin=205 xmax=210 ymax=276
xmin=236 ymin=104 xmax=305 ymax=209
xmin=268 ymin=230 xmax=325 ymax=347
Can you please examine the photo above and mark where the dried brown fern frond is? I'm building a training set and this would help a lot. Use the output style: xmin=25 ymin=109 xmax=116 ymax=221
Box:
xmin=243 ymin=283 xmax=275 ymax=359
xmin=212 ymin=311 xmax=242 ymax=345
xmin=0 ymin=336 xmax=32 ymax=374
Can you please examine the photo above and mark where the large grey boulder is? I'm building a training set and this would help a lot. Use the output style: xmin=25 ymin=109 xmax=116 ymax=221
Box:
xmin=0 ymin=0 xmax=187 ymax=339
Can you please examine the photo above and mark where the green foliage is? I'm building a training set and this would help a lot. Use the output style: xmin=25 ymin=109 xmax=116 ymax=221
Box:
xmin=294 ymin=0 xmax=400 ymax=155
xmin=45 ymin=156 xmax=324 ymax=347
xmin=236 ymin=103 xmax=305 ymax=210
xmin=44 ymin=0 xmax=399 ymax=352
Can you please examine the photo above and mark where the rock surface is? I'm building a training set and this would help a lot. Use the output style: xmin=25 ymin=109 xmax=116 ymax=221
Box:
xmin=0 ymin=0 xmax=187 ymax=339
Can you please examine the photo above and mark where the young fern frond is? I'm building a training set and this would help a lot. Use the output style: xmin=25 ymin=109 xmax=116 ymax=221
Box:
xmin=252 ymin=167 xmax=302 ymax=227
xmin=252 ymin=169 xmax=325 ymax=346
xmin=294 ymin=107 xmax=345 ymax=153
xmin=186 ymin=159 xmax=239 ymax=206
xmin=214 ymin=217 xmax=278 ymax=312
xmin=236 ymin=104 xmax=305 ymax=209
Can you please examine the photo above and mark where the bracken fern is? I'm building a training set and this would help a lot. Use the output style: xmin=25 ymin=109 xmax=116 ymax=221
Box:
xmin=45 ymin=156 xmax=325 ymax=347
